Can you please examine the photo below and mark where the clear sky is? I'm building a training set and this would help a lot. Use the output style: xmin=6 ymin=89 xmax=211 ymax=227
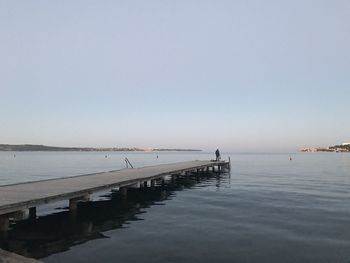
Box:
xmin=0 ymin=0 xmax=349 ymax=152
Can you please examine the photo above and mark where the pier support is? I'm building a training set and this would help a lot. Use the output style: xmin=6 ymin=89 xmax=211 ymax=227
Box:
xmin=11 ymin=210 xmax=29 ymax=221
xmin=29 ymin=207 xmax=36 ymax=220
xmin=119 ymin=187 xmax=128 ymax=206
xmin=128 ymin=181 xmax=141 ymax=189
xmin=151 ymin=180 xmax=156 ymax=187
xmin=143 ymin=180 xmax=151 ymax=187
xmin=120 ymin=187 xmax=128 ymax=196
xmin=0 ymin=216 xmax=9 ymax=232
xmin=69 ymin=194 xmax=91 ymax=211
xmin=112 ymin=186 xmax=120 ymax=192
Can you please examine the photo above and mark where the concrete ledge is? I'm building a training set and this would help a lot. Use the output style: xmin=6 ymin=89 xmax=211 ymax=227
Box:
xmin=0 ymin=249 xmax=42 ymax=263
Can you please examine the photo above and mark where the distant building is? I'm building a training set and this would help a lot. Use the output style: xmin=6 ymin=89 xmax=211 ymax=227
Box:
xmin=301 ymin=147 xmax=323 ymax=152
xmin=300 ymin=147 xmax=335 ymax=153
xmin=342 ymin=142 xmax=350 ymax=146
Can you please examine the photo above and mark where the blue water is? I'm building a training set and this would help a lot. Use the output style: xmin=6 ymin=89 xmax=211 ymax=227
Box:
xmin=0 ymin=152 xmax=350 ymax=262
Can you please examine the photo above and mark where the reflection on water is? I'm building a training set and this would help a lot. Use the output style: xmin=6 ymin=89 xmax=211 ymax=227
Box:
xmin=2 ymin=153 xmax=350 ymax=263
xmin=0 ymin=172 xmax=226 ymax=259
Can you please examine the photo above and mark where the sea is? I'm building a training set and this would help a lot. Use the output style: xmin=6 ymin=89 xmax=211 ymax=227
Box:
xmin=0 ymin=151 xmax=350 ymax=263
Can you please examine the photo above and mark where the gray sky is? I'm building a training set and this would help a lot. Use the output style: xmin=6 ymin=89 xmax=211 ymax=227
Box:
xmin=1 ymin=0 xmax=349 ymax=152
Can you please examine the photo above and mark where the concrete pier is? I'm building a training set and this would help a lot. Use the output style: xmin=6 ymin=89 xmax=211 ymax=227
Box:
xmin=28 ymin=207 xmax=36 ymax=220
xmin=0 ymin=160 xmax=230 ymax=261
xmin=0 ymin=216 xmax=9 ymax=232
xmin=69 ymin=194 xmax=91 ymax=211
xmin=0 ymin=160 xmax=230 ymax=221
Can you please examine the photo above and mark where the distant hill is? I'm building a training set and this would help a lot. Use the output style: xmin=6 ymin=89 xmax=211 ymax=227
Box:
xmin=0 ymin=144 xmax=201 ymax=152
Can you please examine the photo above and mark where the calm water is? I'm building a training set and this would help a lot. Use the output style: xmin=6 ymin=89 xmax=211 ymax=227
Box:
xmin=0 ymin=152 xmax=350 ymax=262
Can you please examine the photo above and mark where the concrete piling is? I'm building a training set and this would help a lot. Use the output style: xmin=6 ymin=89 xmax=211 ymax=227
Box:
xmin=120 ymin=187 xmax=128 ymax=196
xmin=151 ymin=180 xmax=156 ymax=187
xmin=0 ymin=216 xmax=9 ymax=232
xmin=12 ymin=210 xmax=29 ymax=221
xmin=29 ymin=207 xmax=36 ymax=220
xmin=69 ymin=194 xmax=91 ymax=211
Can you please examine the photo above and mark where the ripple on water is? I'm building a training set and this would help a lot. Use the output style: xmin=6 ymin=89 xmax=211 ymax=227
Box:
xmin=1 ymin=152 xmax=350 ymax=262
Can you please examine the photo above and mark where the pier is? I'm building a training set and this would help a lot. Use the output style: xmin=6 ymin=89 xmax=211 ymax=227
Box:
xmin=0 ymin=160 xmax=230 ymax=232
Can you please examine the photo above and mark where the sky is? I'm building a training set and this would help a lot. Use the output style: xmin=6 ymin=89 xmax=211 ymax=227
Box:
xmin=0 ymin=0 xmax=349 ymax=152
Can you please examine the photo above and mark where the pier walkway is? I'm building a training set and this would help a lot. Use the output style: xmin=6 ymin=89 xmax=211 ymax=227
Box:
xmin=0 ymin=160 xmax=230 ymax=230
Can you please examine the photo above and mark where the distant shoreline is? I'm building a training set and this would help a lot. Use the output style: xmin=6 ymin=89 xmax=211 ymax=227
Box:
xmin=0 ymin=144 xmax=202 ymax=152
xmin=300 ymin=143 xmax=350 ymax=153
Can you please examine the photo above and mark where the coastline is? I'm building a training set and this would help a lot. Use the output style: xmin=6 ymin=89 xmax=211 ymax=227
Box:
xmin=0 ymin=144 xmax=201 ymax=152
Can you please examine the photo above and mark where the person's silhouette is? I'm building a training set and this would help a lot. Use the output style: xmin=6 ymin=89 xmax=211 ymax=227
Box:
xmin=215 ymin=149 xmax=221 ymax=161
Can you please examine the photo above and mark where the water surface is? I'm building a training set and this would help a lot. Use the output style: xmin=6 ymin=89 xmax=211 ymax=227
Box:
xmin=0 ymin=152 xmax=349 ymax=262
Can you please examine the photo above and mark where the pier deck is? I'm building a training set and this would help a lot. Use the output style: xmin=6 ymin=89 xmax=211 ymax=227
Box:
xmin=0 ymin=160 xmax=229 ymax=218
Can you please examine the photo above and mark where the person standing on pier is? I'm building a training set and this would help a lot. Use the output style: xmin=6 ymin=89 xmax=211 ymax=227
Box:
xmin=215 ymin=149 xmax=221 ymax=161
